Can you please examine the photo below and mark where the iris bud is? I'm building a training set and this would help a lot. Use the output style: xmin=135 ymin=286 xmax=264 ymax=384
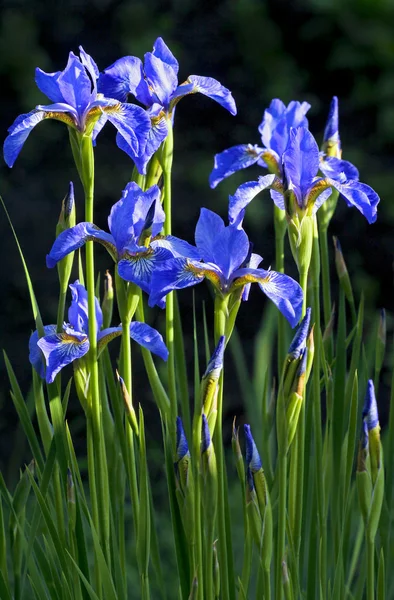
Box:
xmin=117 ymin=371 xmax=139 ymax=436
xmin=333 ymin=236 xmax=354 ymax=307
xmin=102 ymin=270 xmax=114 ymax=329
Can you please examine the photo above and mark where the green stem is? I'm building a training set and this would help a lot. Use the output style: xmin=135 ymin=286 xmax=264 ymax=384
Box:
xmin=264 ymin=568 xmax=271 ymax=600
xmin=79 ymin=133 xmax=110 ymax=562
xmin=162 ymin=119 xmax=177 ymax=426
xmin=192 ymin=412 xmax=203 ymax=600
xmin=366 ymin=538 xmax=375 ymax=600
xmin=213 ymin=294 xmax=235 ymax=600
xmin=276 ymin=452 xmax=287 ymax=600
xmin=311 ymin=219 xmax=326 ymax=599
xmin=274 ymin=206 xmax=287 ymax=369
xmin=318 ymin=225 xmax=331 ymax=328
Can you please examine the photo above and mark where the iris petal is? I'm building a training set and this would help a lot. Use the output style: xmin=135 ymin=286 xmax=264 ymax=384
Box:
xmin=35 ymin=68 xmax=64 ymax=103
xmin=98 ymin=56 xmax=146 ymax=103
xmin=173 ymin=75 xmax=237 ymax=116
xmin=144 ymin=51 xmax=178 ymax=109
xmin=68 ymin=280 xmax=103 ymax=334
xmin=57 ymin=52 xmax=93 ymax=119
xmin=117 ymin=247 xmax=173 ymax=294
xmin=152 ymin=37 xmax=179 ymax=75
xmin=319 ymin=155 xmax=359 ymax=183
xmin=231 ymin=268 xmax=303 ymax=328
xmin=97 ymin=321 xmax=168 ymax=361
xmin=148 ymin=257 xmax=207 ymax=307
xmin=108 ymin=182 xmax=161 ymax=254
xmin=4 ymin=110 xmax=49 ymax=168
xmin=29 ymin=325 xmax=57 ymax=378
xmin=328 ymin=179 xmax=379 ymax=224
xmin=151 ymin=235 xmax=201 ymax=260
xmin=37 ymin=332 xmax=89 ymax=383
xmin=228 ymin=175 xmax=276 ymax=225
xmin=195 ymin=208 xmax=225 ymax=261
xmin=46 ymin=223 xmax=116 ymax=268
xmin=209 ymin=144 xmax=264 ymax=189
xmin=104 ymin=102 xmax=151 ymax=157
xmin=283 ymin=127 xmax=320 ymax=207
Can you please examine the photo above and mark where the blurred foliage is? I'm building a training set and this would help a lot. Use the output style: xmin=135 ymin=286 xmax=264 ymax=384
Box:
xmin=0 ymin=0 xmax=393 ymax=471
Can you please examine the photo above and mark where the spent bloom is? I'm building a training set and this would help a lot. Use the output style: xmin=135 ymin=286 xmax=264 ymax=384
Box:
xmin=149 ymin=208 xmax=303 ymax=327
xmin=4 ymin=47 xmax=151 ymax=168
xmin=98 ymin=37 xmax=237 ymax=173
xmin=29 ymin=280 xmax=168 ymax=383
xmin=46 ymin=182 xmax=199 ymax=296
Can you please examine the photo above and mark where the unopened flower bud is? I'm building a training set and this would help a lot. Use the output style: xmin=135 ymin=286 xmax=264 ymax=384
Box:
xmin=322 ymin=96 xmax=341 ymax=158
xmin=56 ymin=182 xmax=76 ymax=236
xmin=333 ymin=236 xmax=354 ymax=306
xmin=117 ymin=371 xmax=139 ymax=436
xmin=201 ymin=336 xmax=225 ymax=421
xmin=102 ymin=270 xmax=114 ymax=329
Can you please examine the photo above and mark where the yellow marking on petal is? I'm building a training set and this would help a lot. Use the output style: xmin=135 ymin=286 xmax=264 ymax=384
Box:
xmin=151 ymin=111 xmax=166 ymax=126
xmin=230 ymin=272 xmax=271 ymax=292
xmin=43 ymin=111 xmax=77 ymax=128
xmin=60 ymin=333 xmax=88 ymax=344
xmin=260 ymin=150 xmax=281 ymax=176
xmin=102 ymin=102 xmax=123 ymax=115
xmin=186 ymin=262 xmax=220 ymax=288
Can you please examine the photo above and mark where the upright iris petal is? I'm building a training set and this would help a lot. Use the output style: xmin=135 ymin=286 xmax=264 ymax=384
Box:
xmin=209 ymin=98 xmax=310 ymax=188
xmin=149 ymin=207 xmax=303 ymax=327
xmin=98 ymin=37 xmax=236 ymax=174
xmin=4 ymin=47 xmax=151 ymax=168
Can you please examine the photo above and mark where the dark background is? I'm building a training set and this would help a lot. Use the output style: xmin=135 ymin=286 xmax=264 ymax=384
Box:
xmin=1 ymin=0 xmax=394 ymax=481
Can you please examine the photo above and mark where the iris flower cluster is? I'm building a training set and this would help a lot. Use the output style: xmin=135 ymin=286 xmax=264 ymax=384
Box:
xmin=210 ymin=97 xmax=379 ymax=225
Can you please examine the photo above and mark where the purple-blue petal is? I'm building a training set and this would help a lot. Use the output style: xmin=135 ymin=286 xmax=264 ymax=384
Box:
xmin=148 ymin=257 xmax=205 ymax=307
xmin=228 ymin=175 xmax=276 ymax=225
xmin=362 ymin=379 xmax=379 ymax=430
xmin=108 ymin=182 xmax=162 ymax=254
xmin=329 ymin=180 xmax=379 ymax=224
xmin=57 ymin=52 xmax=93 ymax=120
xmin=319 ymin=155 xmax=359 ymax=183
xmin=117 ymin=247 xmax=173 ymax=294
xmin=144 ymin=51 xmax=178 ymax=109
xmin=323 ymin=96 xmax=339 ymax=145
xmin=176 ymin=416 xmax=189 ymax=460
xmin=37 ymin=332 xmax=89 ymax=383
xmin=241 ymin=252 xmax=263 ymax=301
xmin=283 ymin=127 xmax=320 ymax=205
xmin=105 ymin=102 xmax=151 ymax=158
xmin=68 ymin=280 xmax=103 ymax=335
xmin=288 ymin=307 xmax=311 ymax=358
xmin=179 ymin=75 xmax=237 ymax=116
xmin=195 ymin=208 xmax=225 ymax=261
xmin=35 ymin=68 xmax=64 ymax=103
xmin=233 ymin=267 xmax=303 ymax=328
xmin=209 ymin=144 xmax=264 ymax=189
xmin=4 ymin=110 xmax=47 ymax=167
xmin=129 ymin=320 xmax=169 ymax=361
xmin=98 ymin=56 xmax=146 ymax=103
xmin=259 ymin=99 xmax=310 ymax=158
xmin=270 ymin=189 xmax=285 ymax=210
xmin=244 ymin=424 xmax=262 ymax=472
xmin=78 ymin=46 xmax=99 ymax=91
xmin=29 ymin=325 xmax=57 ymax=379
xmin=151 ymin=235 xmax=202 ymax=260
xmin=152 ymin=37 xmax=179 ymax=75
xmin=46 ymin=223 xmax=116 ymax=268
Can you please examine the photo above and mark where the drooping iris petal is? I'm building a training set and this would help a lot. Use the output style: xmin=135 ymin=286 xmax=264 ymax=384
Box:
xmin=283 ymin=127 xmax=320 ymax=207
xmin=57 ymin=52 xmax=93 ymax=119
xmin=46 ymin=222 xmax=116 ymax=268
xmin=37 ymin=331 xmax=89 ymax=383
xmin=68 ymin=280 xmax=103 ymax=334
xmin=35 ymin=68 xmax=64 ymax=103
xmin=97 ymin=321 xmax=168 ymax=361
xmin=148 ymin=258 xmax=213 ymax=307
xmin=172 ymin=75 xmax=237 ymax=116
xmin=319 ymin=155 xmax=359 ymax=183
xmin=151 ymin=235 xmax=201 ymax=260
xmin=228 ymin=175 xmax=277 ymax=225
xmin=119 ymin=104 xmax=169 ymax=174
xmin=209 ymin=144 xmax=264 ymax=189
xmin=29 ymin=325 xmax=57 ymax=378
xmin=108 ymin=182 xmax=161 ymax=254
xmin=117 ymin=247 xmax=173 ymax=293
xmin=3 ymin=110 xmax=74 ymax=168
xmin=98 ymin=56 xmax=145 ymax=102
xmin=104 ymin=102 xmax=151 ymax=157
xmin=328 ymin=180 xmax=379 ymax=224
xmin=270 ymin=189 xmax=285 ymax=211
xmin=231 ymin=268 xmax=303 ymax=328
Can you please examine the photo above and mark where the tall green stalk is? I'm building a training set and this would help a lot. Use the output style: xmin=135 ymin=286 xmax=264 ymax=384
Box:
xmin=161 ymin=119 xmax=177 ymax=426
xmin=78 ymin=133 xmax=110 ymax=563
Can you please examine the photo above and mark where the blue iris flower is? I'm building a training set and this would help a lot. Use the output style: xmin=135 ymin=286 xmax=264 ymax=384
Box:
xmin=46 ymin=182 xmax=200 ymax=297
xmin=29 ymin=280 xmax=168 ymax=384
xmin=209 ymin=99 xmax=310 ymax=188
xmin=4 ymin=47 xmax=151 ymax=168
xmin=98 ymin=37 xmax=237 ymax=173
xmin=229 ymin=127 xmax=379 ymax=225
xmin=148 ymin=208 xmax=303 ymax=328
